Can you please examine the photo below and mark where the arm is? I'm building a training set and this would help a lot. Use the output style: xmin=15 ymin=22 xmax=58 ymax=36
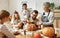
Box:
xmin=1 ymin=25 xmax=15 ymax=38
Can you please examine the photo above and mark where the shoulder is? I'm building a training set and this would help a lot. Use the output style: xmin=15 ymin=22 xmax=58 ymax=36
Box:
xmin=48 ymin=11 xmax=54 ymax=17
xmin=49 ymin=11 xmax=54 ymax=15
xmin=27 ymin=8 xmax=31 ymax=12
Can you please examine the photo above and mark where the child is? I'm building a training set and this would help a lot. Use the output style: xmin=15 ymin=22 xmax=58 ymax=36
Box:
xmin=11 ymin=10 xmax=20 ymax=25
xmin=0 ymin=10 xmax=15 ymax=38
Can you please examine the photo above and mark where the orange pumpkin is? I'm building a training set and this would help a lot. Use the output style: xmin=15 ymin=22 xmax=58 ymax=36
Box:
xmin=42 ymin=27 xmax=55 ymax=37
xmin=27 ymin=24 xmax=31 ymax=31
xmin=27 ymin=24 xmax=37 ymax=31
xmin=34 ymin=32 xmax=41 ymax=38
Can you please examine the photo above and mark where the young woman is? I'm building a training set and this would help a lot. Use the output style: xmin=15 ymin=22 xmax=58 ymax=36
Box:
xmin=41 ymin=2 xmax=54 ymax=27
xmin=11 ymin=10 xmax=24 ymax=29
xmin=11 ymin=10 xmax=20 ymax=25
xmin=0 ymin=10 xmax=15 ymax=38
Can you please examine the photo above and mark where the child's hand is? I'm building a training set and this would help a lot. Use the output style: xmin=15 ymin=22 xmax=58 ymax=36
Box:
xmin=17 ymin=22 xmax=23 ymax=28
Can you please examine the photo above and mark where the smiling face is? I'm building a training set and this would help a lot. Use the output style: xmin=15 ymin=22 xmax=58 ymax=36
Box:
xmin=43 ymin=2 xmax=50 ymax=12
xmin=22 ymin=4 xmax=27 ymax=10
xmin=32 ymin=12 xmax=38 ymax=19
xmin=44 ymin=5 xmax=50 ymax=12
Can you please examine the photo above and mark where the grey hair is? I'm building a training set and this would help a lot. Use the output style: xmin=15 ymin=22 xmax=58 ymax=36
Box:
xmin=44 ymin=2 xmax=50 ymax=7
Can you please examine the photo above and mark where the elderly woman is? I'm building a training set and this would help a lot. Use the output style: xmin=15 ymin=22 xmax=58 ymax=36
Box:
xmin=41 ymin=2 xmax=54 ymax=27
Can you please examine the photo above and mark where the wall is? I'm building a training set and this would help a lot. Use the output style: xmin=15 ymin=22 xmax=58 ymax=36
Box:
xmin=8 ymin=0 xmax=36 ymax=15
xmin=0 ymin=0 xmax=8 ymax=11
xmin=0 ymin=0 xmax=60 ymax=17
xmin=8 ymin=0 xmax=19 ymax=15
xmin=8 ymin=0 xmax=60 ymax=15
xmin=36 ymin=0 xmax=60 ymax=13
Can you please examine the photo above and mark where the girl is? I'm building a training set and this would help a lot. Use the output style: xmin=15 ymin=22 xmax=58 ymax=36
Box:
xmin=0 ymin=10 xmax=15 ymax=38
xmin=11 ymin=10 xmax=20 ymax=25
xmin=11 ymin=10 xmax=24 ymax=29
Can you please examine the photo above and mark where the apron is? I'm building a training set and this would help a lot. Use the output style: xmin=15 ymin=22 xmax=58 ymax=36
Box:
xmin=41 ymin=12 xmax=50 ymax=22
xmin=41 ymin=11 xmax=53 ymax=27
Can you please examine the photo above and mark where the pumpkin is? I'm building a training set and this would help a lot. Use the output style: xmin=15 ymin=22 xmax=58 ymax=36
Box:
xmin=34 ymin=32 xmax=41 ymax=38
xmin=27 ymin=24 xmax=37 ymax=31
xmin=42 ymin=27 xmax=55 ymax=37
xmin=26 ymin=24 xmax=31 ymax=31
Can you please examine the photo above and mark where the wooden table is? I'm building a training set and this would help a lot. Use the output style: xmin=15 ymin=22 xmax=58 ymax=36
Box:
xmin=15 ymin=29 xmax=60 ymax=38
xmin=15 ymin=35 xmax=33 ymax=38
xmin=15 ymin=32 xmax=60 ymax=38
xmin=15 ymin=29 xmax=41 ymax=38
xmin=57 ymin=31 xmax=60 ymax=37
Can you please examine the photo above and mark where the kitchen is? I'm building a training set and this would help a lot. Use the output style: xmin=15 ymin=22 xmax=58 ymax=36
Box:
xmin=0 ymin=0 xmax=60 ymax=38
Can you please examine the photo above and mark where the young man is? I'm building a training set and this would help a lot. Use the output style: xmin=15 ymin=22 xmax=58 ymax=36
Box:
xmin=24 ymin=10 xmax=39 ymax=30
xmin=20 ymin=3 xmax=31 ymax=23
xmin=30 ymin=10 xmax=39 ymax=24
xmin=41 ymin=2 xmax=54 ymax=27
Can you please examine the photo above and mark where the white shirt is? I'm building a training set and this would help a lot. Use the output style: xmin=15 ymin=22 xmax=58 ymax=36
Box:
xmin=20 ymin=9 xmax=30 ymax=22
xmin=41 ymin=11 xmax=54 ymax=25
xmin=0 ymin=24 xmax=15 ymax=38
xmin=11 ymin=14 xmax=20 ymax=24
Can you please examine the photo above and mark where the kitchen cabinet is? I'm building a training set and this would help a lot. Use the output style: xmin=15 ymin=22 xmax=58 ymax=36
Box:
xmin=53 ymin=9 xmax=60 ymax=37
xmin=53 ymin=9 xmax=60 ymax=28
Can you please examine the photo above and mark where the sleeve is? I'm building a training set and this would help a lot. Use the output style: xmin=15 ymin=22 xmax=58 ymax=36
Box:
xmin=42 ymin=12 xmax=54 ymax=25
xmin=1 ymin=25 xmax=15 ymax=38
